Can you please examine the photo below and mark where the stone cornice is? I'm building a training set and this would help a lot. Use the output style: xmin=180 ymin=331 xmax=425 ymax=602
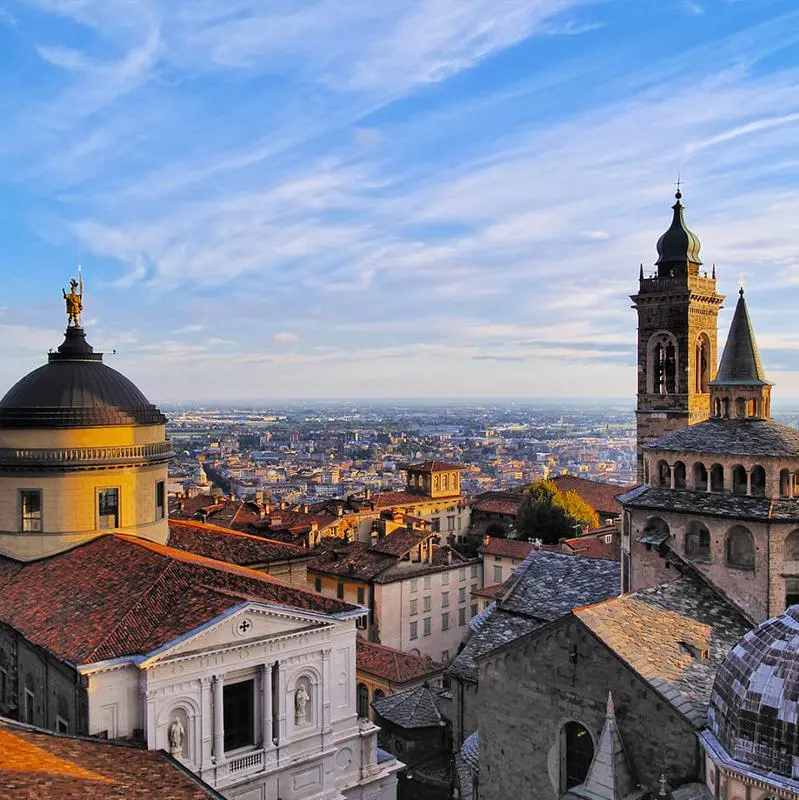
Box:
xmin=0 ymin=441 xmax=174 ymax=471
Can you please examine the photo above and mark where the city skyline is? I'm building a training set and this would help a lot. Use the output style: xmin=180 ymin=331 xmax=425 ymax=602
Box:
xmin=2 ymin=1 xmax=799 ymax=401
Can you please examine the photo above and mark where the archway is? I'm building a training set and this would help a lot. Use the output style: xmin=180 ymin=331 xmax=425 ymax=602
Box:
xmin=750 ymin=465 xmax=766 ymax=497
xmin=685 ymin=521 xmax=710 ymax=561
xmin=732 ymin=465 xmax=747 ymax=496
xmin=673 ymin=461 xmax=686 ymax=489
xmin=726 ymin=525 xmax=754 ymax=570
xmin=710 ymin=464 xmax=724 ymax=492
xmin=656 ymin=460 xmax=670 ymax=488
xmin=695 ymin=334 xmax=710 ymax=393
xmin=693 ymin=462 xmax=708 ymax=491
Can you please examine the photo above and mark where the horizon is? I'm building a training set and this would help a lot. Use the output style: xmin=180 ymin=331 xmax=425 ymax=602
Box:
xmin=3 ymin=2 xmax=799 ymax=401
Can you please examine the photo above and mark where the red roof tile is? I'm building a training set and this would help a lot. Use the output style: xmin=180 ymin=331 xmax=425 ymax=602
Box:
xmin=479 ymin=538 xmax=535 ymax=559
xmin=357 ymin=640 xmax=442 ymax=684
xmin=308 ymin=542 xmax=396 ymax=581
xmin=0 ymin=535 xmax=355 ymax=665
xmin=562 ymin=528 xmax=620 ymax=561
xmin=167 ymin=520 xmax=307 ymax=566
xmin=472 ymin=498 xmax=522 ymax=516
xmin=0 ymin=719 xmax=220 ymax=799
xmin=402 ymin=461 xmax=465 ymax=474
xmin=551 ymin=475 xmax=634 ymax=518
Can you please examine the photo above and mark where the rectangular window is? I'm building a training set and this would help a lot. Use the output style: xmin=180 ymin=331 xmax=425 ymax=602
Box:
xmin=423 ymin=596 xmax=431 ymax=613
xmin=336 ymin=582 xmax=345 ymax=600
xmin=458 ymin=607 xmax=466 ymax=626
xmin=410 ymin=579 xmax=418 ymax=593
xmin=441 ymin=612 xmax=449 ymax=631
xmin=441 ymin=571 xmax=449 ymax=586
xmin=410 ymin=598 xmax=418 ymax=615
xmin=431 ymin=518 xmax=441 ymax=533
xmin=98 ymin=488 xmax=119 ymax=530
xmin=314 ymin=577 xmax=322 ymax=593
xmin=357 ymin=587 xmax=365 ymax=605
xmin=470 ymin=565 xmax=478 ymax=579
xmin=459 ymin=568 xmax=466 ymax=581
xmin=24 ymin=689 xmax=35 ymax=724
xmin=410 ymin=621 xmax=418 ymax=640
xmin=442 ymin=591 xmax=449 ymax=608
xmin=471 ymin=604 xmax=478 ymax=618
xmin=224 ymin=679 xmax=255 ymax=752
xmin=423 ymin=617 xmax=431 ymax=636
xmin=493 ymin=565 xmax=503 ymax=583
xmin=155 ymin=481 xmax=165 ymax=521
xmin=423 ymin=576 xmax=431 ymax=589
xmin=20 ymin=490 xmax=42 ymax=532
xmin=447 ymin=516 xmax=455 ymax=531
xmin=458 ymin=587 xmax=466 ymax=603
xmin=56 ymin=715 xmax=69 ymax=734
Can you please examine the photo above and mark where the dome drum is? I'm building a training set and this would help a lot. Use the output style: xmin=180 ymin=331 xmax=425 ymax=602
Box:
xmin=0 ymin=441 xmax=175 ymax=472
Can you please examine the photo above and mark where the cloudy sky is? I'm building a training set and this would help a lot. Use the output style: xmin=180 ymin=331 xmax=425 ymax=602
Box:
xmin=1 ymin=0 xmax=799 ymax=402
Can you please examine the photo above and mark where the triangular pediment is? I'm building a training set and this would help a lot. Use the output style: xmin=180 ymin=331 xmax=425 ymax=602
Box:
xmin=143 ymin=602 xmax=332 ymax=664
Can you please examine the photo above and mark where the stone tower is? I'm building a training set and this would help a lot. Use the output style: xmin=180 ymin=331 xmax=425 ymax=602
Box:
xmin=631 ymin=192 xmax=724 ymax=480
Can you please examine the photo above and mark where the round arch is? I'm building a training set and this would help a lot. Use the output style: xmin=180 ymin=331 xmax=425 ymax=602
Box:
xmin=726 ymin=525 xmax=755 ymax=570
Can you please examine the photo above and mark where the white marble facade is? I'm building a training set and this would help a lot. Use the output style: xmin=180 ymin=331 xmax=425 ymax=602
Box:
xmin=80 ymin=603 xmax=400 ymax=800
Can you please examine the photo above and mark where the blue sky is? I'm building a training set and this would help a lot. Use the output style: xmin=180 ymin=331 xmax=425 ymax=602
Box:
xmin=2 ymin=0 xmax=799 ymax=402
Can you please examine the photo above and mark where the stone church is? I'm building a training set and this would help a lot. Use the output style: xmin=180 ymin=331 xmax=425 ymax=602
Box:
xmin=0 ymin=291 xmax=400 ymax=800
xmin=465 ymin=193 xmax=799 ymax=800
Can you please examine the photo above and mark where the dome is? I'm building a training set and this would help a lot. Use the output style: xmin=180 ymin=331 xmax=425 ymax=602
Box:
xmin=0 ymin=327 xmax=166 ymax=429
xmin=655 ymin=191 xmax=702 ymax=267
xmin=708 ymin=605 xmax=799 ymax=778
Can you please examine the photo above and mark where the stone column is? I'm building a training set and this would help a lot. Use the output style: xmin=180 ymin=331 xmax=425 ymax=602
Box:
xmin=706 ymin=469 xmax=711 ymax=493
xmin=746 ymin=470 xmax=752 ymax=496
xmin=199 ymin=676 xmax=213 ymax=770
xmin=669 ymin=465 xmax=676 ymax=490
xmin=261 ymin=664 xmax=271 ymax=749
xmin=212 ymin=673 xmax=225 ymax=762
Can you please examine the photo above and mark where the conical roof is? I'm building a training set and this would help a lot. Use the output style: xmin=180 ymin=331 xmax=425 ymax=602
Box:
xmin=710 ymin=289 xmax=771 ymax=386
xmin=655 ymin=192 xmax=702 ymax=266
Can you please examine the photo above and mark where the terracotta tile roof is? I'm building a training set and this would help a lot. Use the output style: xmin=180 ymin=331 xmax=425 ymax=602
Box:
xmin=373 ymin=491 xmax=442 ymax=509
xmin=167 ymin=520 xmax=308 ymax=566
xmin=0 ymin=718 xmax=221 ymax=799
xmin=0 ymin=535 xmax=356 ymax=665
xmin=372 ymin=528 xmax=433 ymax=557
xmin=479 ymin=538 xmax=534 ymax=559
xmin=402 ymin=461 xmax=465 ymax=473
xmin=357 ymin=640 xmax=442 ymax=684
xmin=575 ymin=575 xmax=751 ymax=727
xmin=551 ymin=475 xmax=635 ymax=518
xmin=472 ymin=497 xmax=522 ymax=516
xmin=562 ymin=529 xmax=619 ymax=560
xmin=261 ymin=509 xmax=338 ymax=535
xmin=471 ymin=583 xmax=505 ymax=600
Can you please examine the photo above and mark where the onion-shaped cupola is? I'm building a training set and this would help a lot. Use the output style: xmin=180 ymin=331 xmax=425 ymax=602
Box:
xmin=655 ymin=191 xmax=702 ymax=277
xmin=709 ymin=288 xmax=773 ymax=420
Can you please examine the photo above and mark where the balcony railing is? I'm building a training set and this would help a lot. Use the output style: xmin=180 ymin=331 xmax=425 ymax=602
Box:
xmin=0 ymin=441 xmax=175 ymax=469
xmin=225 ymin=750 xmax=264 ymax=778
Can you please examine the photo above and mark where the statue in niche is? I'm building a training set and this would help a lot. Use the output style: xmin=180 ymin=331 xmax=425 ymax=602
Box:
xmin=295 ymin=683 xmax=310 ymax=725
xmin=168 ymin=717 xmax=185 ymax=756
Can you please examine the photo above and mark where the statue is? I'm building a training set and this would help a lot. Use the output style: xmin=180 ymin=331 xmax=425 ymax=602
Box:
xmin=295 ymin=683 xmax=310 ymax=725
xmin=168 ymin=717 xmax=185 ymax=756
xmin=62 ymin=271 xmax=83 ymax=328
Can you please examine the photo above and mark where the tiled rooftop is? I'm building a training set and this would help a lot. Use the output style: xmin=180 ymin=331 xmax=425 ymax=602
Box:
xmin=0 ymin=534 xmax=355 ymax=665
xmin=575 ymin=574 xmax=751 ymax=728
xmin=357 ymin=640 xmax=442 ymax=684
xmin=479 ymin=538 xmax=534 ymax=560
xmin=0 ymin=718 xmax=221 ymax=799
xmin=552 ymin=474 xmax=633 ymax=517
xmin=372 ymin=684 xmax=447 ymax=729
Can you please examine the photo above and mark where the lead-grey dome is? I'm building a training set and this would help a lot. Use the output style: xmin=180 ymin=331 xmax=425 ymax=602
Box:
xmin=656 ymin=191 xmax=702 ymax=267
xmin=0 ymin=327 xmax=166 ymax=429
xmin=708 ymin=605 xmax=799 ymax=778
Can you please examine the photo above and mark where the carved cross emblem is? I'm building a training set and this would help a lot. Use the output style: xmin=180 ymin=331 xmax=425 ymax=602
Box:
xmin=237 ymin=619 xmax=252 ymax=634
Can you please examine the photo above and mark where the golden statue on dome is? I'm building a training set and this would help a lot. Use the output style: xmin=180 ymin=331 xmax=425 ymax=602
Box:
xmin=62 ymin=267 xmax=83 ymax=327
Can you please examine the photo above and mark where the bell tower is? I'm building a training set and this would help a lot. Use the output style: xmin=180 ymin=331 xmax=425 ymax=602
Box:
xmin=631 ymin=191 xmax=724 ymax=480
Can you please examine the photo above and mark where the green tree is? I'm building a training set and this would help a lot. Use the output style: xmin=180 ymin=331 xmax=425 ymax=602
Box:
xmin=514 ymin=480 xmax=596 ymax=544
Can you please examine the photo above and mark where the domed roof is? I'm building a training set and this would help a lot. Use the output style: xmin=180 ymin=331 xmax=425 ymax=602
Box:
xmin=0 ymin=327 xmax=166 ymax=429
xmin=656 ymin=191 xmax=702 ymax=266
xmin=708 ymin=605 xmax=799 ymax=778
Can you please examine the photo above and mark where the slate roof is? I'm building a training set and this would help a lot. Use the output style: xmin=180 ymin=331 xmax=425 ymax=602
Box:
xmin=449 ymin=549 xmax=620 ymax=683
xmin=0 ymin=534 xmax=356 ymax=665
xmin=357 ymin=640 xmax=442 ymax=684
xmin=575 ymin=574 xmax=751 ymax=728
xmin=616 ymin=486 xmax=799 ymax=523
xmin=167 ymin=520 xmax=309 ymax=565
xmin=645 ymin=418 xmax=799 ymax=458
xmin=371 ymin=684 xmax=447 ymax=729
xmin=710 ymin=290 xmax=770 ymax=387
xmin=0 ymin=718 xmax=222 ymax=799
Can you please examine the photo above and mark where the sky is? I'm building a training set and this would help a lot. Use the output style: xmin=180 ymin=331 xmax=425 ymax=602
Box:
xmin=1 ymin=0 xmax=799 ymax=403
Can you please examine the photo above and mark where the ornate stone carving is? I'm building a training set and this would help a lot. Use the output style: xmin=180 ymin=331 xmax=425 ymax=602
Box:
xmin=168 ymin=717 xmax=185 ymax=757
xmin=295 ymin=682 xmax=310 ymax=725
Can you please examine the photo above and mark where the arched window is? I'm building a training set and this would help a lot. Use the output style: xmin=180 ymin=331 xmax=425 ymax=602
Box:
xmin=747 ymin=398 xmax=758 ymax=418
xmin=373 ymin=689 xmax=386 ymax=704
xmin=710 ymin=464 xmax=724 ymax=492
xmin=685 ymin=521 xmax=710 ymax=561
xmin=751 ymin=465 xmax=766 ymax=497
xmin=693 ymin=462 xmax=708 ymax=491
xmin=726 ymin=526 xmax=755 ymax=570
xmin=735 ymin=397 xmax=746 ymax=418
xmin=673 ymin=461 xmax=686 ymax=489
xmin=561 ymin=722 xmax=594 ymax=790
xmin=732 ymin=465 xmax=747 ymax=496
xmin=723 ymin=398 xmax=731 ymax=418
xmin=665 ymin=344 xmax=677 ymax=394
xmin=695 ymin=334 xmax=710 ymax=393
xmin=781 ymin=469 xmax=791 ymax=497
xmin=785 ymin=530 xmax=799 ymax=561
xmin=433 ymin=475 xmax=440 ymax=491
xmin=712 ymin=398 xmax=721 ymax=418
xmin=356 ymin=683 xmax=369 ymax=718
xmin=657 ymin=460 xmax=670 ymax=488
xmin=648 ymin=333 xmax=679 ymax=395
xmin=643 ymin=517 xmax=670 ymax=543
xmin=442 ymin=474 xmax=449 ymax=491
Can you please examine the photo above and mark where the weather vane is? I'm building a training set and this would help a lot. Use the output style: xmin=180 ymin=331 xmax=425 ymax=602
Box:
xmin=674 ymin=173 xmax=684 ymax=196
xmin=62 ymin=265 xmax=84 ymax=328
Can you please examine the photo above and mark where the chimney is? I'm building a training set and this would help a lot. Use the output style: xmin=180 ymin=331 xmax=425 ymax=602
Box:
xmin=280 ymin=500 xmax=288 ymax=511
xmin=364 ymin=488 xmax=371 ymax=500
xmin=302 ymin=503 xmax=310 ymax=513
xmin=446 ymin=549 xmax=453 ymax=565
xmin=336 ymin=505 xmax=343 ymax=517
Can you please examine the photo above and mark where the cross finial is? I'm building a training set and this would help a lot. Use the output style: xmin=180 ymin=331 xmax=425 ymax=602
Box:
xmin=674 ymin=173 xmax=683 ymax=199
xmin=738 ymin=273 xmax=745 ymax=296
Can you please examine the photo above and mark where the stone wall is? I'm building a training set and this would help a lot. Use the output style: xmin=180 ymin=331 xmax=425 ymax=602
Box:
xmin=478 ymin=616 xmax=698 ymax=800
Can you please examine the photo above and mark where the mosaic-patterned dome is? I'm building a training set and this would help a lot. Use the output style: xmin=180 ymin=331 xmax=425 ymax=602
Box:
xmin=708 ymin=606 xmax=799 ymax=778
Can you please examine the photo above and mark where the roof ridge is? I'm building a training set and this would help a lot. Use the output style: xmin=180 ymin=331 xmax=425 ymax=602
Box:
xmin=169 ymin=519 xmax=306 ymax=551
